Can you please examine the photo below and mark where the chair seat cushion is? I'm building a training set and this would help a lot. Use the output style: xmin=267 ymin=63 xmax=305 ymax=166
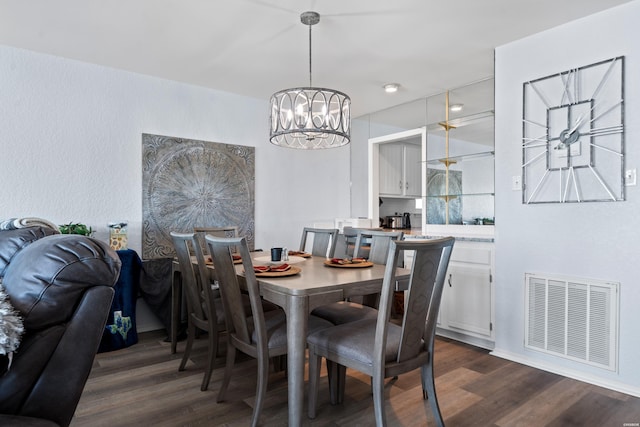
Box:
xmin=307 ymin=319 xmax=419 ymax=365
xmin=311 ymin=301 xmax=378 ymax=325
xmin=250 ymin=311 xmax=333 ymax=349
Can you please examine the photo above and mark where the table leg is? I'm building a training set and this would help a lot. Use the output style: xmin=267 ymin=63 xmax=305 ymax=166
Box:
xmin=286 ymin=295 xmax=308 ymax=427
xmin=171 ymin=268 xmax=182 ymax=354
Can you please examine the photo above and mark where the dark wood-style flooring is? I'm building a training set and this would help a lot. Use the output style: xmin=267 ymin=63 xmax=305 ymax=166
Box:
xmin=71 ymin=330 xmax=640 ymax=426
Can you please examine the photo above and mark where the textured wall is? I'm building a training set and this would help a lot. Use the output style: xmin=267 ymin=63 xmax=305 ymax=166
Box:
xmin=0 ymin=45 xmax=352 ymax=256
xmin=494 ymin=1 xmax=640 ymax=393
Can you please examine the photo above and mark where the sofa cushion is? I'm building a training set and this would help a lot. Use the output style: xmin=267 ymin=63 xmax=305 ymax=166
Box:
xmin=0 ymin=227 xmax=58 ymax=280
xmin=0 ymin=325 xmax=64 ymax=413
xmin=2 ymin=234 xmax=120 ymax=331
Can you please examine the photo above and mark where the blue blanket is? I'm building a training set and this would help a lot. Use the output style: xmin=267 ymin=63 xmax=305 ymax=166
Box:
xmin=98 ymin=249 xmax=141 ymax=352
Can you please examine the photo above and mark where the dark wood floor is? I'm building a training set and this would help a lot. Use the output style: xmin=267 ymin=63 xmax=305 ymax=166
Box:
xmin=71 ymin=330 xmax=640 ymax=427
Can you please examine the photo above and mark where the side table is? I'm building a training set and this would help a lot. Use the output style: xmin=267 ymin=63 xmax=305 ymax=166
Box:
xmin=98 ymin=249 xmax=141 ymax=352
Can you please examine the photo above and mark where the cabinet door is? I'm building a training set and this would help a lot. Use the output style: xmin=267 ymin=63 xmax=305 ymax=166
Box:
xmin=403 ymin=144 xmax=422 ymax=197
xmin=443 ymin=262 xmax=492 ymax=337
xmin=379 ymin=143 xmax=403 ymax=195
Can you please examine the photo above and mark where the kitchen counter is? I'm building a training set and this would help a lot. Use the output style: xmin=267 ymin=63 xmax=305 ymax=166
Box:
xmin=382 ymin=227 xmax=494 ymax=243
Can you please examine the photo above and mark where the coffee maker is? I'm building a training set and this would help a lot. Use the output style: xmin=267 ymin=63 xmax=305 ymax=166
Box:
xmin=402 ymin=212 xmax=411 ymax=229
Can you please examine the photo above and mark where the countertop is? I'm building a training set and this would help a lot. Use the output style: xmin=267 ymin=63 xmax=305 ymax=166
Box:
xmin=381 ymin=227 xmax=494 ymax=243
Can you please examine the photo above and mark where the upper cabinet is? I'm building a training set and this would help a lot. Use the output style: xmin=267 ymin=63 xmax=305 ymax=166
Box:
xmin=379 ymin=141 xmax=421 ymax=198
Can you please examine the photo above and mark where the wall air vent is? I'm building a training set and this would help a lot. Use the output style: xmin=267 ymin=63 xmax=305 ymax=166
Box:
xmin=525 ymin=273 xmax=619 ymax=371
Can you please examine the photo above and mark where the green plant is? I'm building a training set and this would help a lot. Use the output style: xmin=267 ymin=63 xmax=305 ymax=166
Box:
xmin=58 ymin=222 xmax=93 ymax=236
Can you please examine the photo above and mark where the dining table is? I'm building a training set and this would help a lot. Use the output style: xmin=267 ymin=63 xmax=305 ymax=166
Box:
xmin=236 ymin=253 xmax=410 ymax=427
xmin=171 ymin=252 xmax=410 ymax=426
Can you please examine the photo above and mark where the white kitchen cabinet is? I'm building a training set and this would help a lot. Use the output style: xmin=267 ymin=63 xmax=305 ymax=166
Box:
xmin=379 ymin=142 xmax=421 ymax=197
xmin=403 ymin=238 xmax=494 ymax=349
xmin=404 ymin=144 xmax=421 ymax=197
xmin=440 ymin=241 xmax=494 ymax=348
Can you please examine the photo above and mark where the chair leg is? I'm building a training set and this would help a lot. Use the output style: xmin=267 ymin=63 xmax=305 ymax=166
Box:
xmin=308 ymin=352 xmax=322 ymax=419
xmin=217 ymin=344 xmax=236 ymax=403
xmin=326 ymin=360 xmax=338 ymax=405
xmin=171 ymin=272 xmax=182 ymax=354
xmin=337 ymin=364 xmax=346 ymax=404
xmin=251 ymin=351 xmax=270 ymax=427
xmin=372 ymin=372 xmax=387 ymax=427
xmin=179 ymin=318 xmax=195 ymax=371
xmin=201 ymin=325 xmax=218 ymax=391
xmin=421 ymin=362 xmax=444 ymax=427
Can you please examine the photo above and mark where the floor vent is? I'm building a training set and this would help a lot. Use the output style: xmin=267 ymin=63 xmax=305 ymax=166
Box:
xmin=525 ymin=273 xmax=619 ymax=371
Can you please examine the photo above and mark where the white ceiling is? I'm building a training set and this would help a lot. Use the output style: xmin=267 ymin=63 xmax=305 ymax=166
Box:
xmin=0 ymin=0 xmax=633 ymax=119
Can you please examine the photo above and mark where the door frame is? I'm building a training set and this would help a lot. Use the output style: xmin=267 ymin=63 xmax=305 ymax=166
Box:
xmin=368 ymin=127 xmax=426 ymax=229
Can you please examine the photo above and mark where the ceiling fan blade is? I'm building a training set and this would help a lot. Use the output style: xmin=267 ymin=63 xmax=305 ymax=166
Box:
xmin=242 ymin=0 xmax=298 ymax=14
xmin=205 ymin=23 xmax=296 ymax=64
xmin=323 ymin=10 xmax=406 ymax=18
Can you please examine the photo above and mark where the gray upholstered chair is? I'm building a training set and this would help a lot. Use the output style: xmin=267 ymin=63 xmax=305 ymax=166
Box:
xmin=205 ymin=235 xmax=332 ymax=427
xmin=306 ymin=237 xmax=455 ymax=427
xmin=311 ymin=230 xmax=404 ymax=325
xmin=299 ymin=227 xmax=338 ymax=258
xmin=170 ymin=231 xmax=223 ymax=391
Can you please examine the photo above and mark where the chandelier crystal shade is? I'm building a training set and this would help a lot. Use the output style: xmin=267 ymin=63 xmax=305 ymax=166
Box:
xmin=269 ymin=11 xmax=351 ymax=149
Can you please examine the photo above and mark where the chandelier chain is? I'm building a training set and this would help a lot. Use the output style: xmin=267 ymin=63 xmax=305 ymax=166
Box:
xmin=308 ymin=22 xmax=312 ymax=87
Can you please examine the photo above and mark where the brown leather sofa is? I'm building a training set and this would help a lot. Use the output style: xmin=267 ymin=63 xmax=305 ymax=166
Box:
xmin=0 ymin=226 xmax=121 ymax=426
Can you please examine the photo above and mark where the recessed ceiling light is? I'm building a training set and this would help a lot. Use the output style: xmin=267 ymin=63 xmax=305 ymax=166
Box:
xmin=450 ymin=103 xmax=463 ymax=112
xmin=383 ymin=83 xmax=399 ymax=93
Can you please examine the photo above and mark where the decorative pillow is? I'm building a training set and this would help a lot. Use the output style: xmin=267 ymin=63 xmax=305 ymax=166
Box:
xmin=0 ymin=284 xmax=24 ymax=373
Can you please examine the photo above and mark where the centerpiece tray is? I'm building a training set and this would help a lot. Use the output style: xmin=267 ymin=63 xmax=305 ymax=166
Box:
xmin=204 ymin=256 xmax=242 ymax=265
xmin=286 ymin=251 xmax=312 ymax=258
xmin=251 ymin=266 xmax=301 ymax=277
xmin=324 ymin=260 xmax=374 ymax=268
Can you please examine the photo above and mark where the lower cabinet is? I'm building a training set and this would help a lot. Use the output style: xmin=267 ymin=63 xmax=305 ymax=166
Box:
xmin=404 ymin=238 xmax=494 ymax=349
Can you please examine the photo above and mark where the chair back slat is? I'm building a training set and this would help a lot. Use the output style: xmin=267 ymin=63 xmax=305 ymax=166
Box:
xmin=374 ymin=237 xmax=454 ymax=365
xmin=354 ymin=230 xmax=404 ymax=264
xmin=194 ymin=226 xmax=238 ymax=254
xmin=300 ymin=227 xmax=338 ymax=258
xmin=206 ymin=236 xmax=268 ymax=349
xmin=170 ymin=232 xmax=214 ymax=324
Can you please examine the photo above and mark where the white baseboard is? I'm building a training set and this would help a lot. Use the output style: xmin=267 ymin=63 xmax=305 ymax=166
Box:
xmin=436 ymin=328 xmax=495 ymax=351
xmin=490 ymin=348 xmax=640 ymax=398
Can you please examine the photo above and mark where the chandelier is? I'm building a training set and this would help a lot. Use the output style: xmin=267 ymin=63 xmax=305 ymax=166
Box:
xmin=269 ymin=11 xmax=351 ymax=149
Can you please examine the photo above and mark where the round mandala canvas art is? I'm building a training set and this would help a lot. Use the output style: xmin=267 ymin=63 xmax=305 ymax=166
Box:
xmin=142 ymin=134 xmax=255 ymax=259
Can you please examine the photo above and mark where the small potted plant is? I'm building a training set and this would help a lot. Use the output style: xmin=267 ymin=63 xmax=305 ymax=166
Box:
xmin=58 ymin=222 xmax=94 ymax=236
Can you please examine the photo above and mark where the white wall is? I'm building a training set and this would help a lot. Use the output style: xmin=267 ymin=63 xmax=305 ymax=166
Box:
xmin=0 ymin=45 xmax=351 ymax=254
xmin=494 ymin=0 xmax=640 ymax=395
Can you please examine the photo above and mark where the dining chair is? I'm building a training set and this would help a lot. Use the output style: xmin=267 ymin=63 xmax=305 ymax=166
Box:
xmin=341 ymin=226 xmax=363 ymax=258
xmin=299 ymin=227 xmax=339 ymax=258
xmin=306 ymin=237 xmax=455 ymax=427
xmin=205 ymin=235 xmax=333 ymax=427
xmin=311 ymin=230 xmax=404 ymax=325
xmin=193 ymin=226 xmax=238 ymax=253
xmin=354 ymin=230 xmax=404 ymax=264
xmin=170 ymin=231 xmax=224 ymax=391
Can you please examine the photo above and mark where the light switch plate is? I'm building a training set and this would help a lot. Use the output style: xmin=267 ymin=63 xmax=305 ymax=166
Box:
xmin=625 ymin=169 xmax=637 ymax=186
xmin=512 ymin=175 xmax=522 ymax=191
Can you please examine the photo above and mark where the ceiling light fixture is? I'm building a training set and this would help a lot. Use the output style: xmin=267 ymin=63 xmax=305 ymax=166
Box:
xmin=384 ymin=83 xmax=399 ymax=93
xmin=269 ymin=11 xmax=351 ymax=149
xmin=450 ymin=103 xmax=464 ymax=112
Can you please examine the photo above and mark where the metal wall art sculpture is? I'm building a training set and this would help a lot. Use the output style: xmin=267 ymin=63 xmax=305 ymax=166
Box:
xmin=142 ymin=134 xmax=255 ymax=259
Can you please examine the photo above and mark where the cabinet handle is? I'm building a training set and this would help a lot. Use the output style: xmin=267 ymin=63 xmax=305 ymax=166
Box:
xmin=448 ymin=274 xmax=452 ymax=287
xmin=399 ymin=180 xmax=403 ymax=189
xmin=406 ymin=182 xmax=409 ymax=189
